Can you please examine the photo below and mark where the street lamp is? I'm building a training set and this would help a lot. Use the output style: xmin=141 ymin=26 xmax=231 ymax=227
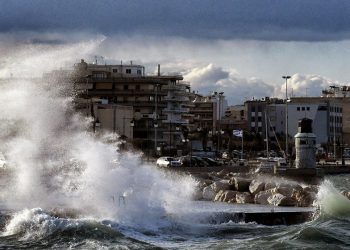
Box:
xmin=282 ymin=75 xmax=291 ymax=161
xmin=154 ymin=83 xmax=160 ymax=155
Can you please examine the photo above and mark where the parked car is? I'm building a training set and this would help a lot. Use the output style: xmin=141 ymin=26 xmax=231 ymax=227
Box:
xmin=156 ymin=157 xmax=181 ymax=167
xmin=179 ymin=156 xmax=209 ymax=167
xmin=192 ymin=156 xmax=209 ymax=167
xmin=202 ymin=157 xmax=222 ymax=166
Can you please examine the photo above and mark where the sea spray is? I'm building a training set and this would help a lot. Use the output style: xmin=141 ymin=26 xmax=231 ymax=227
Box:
xmin=0 ymin=44 xmax=197 ymax=230
xmin=316 ymin=179 xmax=350 ymax=218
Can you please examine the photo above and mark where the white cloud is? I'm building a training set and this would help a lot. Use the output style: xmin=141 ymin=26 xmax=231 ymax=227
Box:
xmin=274 ymin=74 xmax=334 ymax=98
xmin=184 ymin=64 xmax=275 ymax=104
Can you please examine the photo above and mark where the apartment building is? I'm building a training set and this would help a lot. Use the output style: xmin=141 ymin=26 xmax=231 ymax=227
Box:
xmin=221 ymin=105 xmax=248 ymax=131
xmin=73 ymin=59 xmax=190 ymax=155
xmin=245 ymin=99 xmax=268 ymax=135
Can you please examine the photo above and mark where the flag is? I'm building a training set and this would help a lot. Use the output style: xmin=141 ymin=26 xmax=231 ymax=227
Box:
xmin=233 ymin=130 xmax=243 ymax=137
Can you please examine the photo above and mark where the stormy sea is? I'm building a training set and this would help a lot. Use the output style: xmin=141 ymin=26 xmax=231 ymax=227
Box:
xmin=0 ymin=74 xmax=350 ymax=250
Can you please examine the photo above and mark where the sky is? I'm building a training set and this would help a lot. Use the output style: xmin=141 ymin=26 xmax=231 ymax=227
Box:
xmin=1 ymin=0 xmax=350 ymax=104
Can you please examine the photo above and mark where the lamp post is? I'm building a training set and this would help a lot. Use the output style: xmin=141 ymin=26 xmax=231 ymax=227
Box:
xmin=217 ymin=92 xmax=224 ymax=154
xmin=154 ymin=84 xmax=159 ymax=155
xmin=282 ymin=75 xmax=291 ymax=161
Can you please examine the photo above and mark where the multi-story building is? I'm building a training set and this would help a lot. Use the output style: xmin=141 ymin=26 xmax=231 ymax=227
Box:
xmin=245 ymin=98 xmax=268 ymax=135
xmin=221 ymin=105 xmax=247 ymax=131
xmin=246 ymin=96 xmax=344 ymax=149
xmin=288 ymin=97 xmax=343 ymax=148
xmin=245 ymin=97 xmax=285 ymax=150
xmin=73 ymin=59 xmax=191 ymax=155
xmin=162 ymin=80 xmax=192 ymax=152
xmin=322 ymin=85 xmax=350 ymax=145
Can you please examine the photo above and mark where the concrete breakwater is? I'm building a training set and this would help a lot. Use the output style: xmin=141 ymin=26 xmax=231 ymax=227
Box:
xmin=179 ymin=169 xmax=320 ymax=225
xmin=191 ymin=170 xmax=319 ymax=207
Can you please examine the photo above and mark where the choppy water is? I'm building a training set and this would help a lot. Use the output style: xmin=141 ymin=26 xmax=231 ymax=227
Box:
xmin=0 ymin=47 xmax=350 ymax=249
xmin=1 ymin=175 xmax=350 ymax=250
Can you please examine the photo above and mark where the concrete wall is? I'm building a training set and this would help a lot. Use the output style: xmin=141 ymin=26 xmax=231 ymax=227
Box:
xmin=96 ymin=105 xmax=134 ymax=138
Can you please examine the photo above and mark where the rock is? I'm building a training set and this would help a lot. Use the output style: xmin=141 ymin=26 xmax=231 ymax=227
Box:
xmin=278 ymin=183 xmax=303 ymax=191
xmin=203 ymin=186 xmax=216 ymax=200
xmin=249 ymin=179 xmax=265 ymax=195
xmin=233 ymin=177 xmax=252 ymax=192
xmin=303 ymin=185 xmax=319 ymax=194
xmin=264 ymin=182 xmax=277 ymax=190
xmin=293 ymin=190 xmax=316 ymax=207
xmin=216 ymin=169 xmax=230 ymax=178
xmin=236 ymin=192 xmax=254 ymax=204
xmin=210 ymin=180 xmax=231 ymax=193
xmin=214 ymin=190 xmax=225 ymax=202
xmin=273 ymin=183 xmax=303 ymax=197
xmin=254 ymin=189 xmax=274 ymax=205
xmin=340 ymin=190 xmax=350 ymax=199
xmin=268 ymin=193 xmax=297 ymax=206
xmin=196 ymin=179 xmax=213 ymax=189
xmin=214 ymin=190 xmax=238 ymax=203
xmin=228 ymin=177 xmax=236 ymax=187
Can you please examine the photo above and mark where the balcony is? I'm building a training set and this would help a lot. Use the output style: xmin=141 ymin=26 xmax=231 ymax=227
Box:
xmin=163 ymin=96 xmax=189 ymax=102
xmin=163 ymin=108 xmax=190 ymax=113
xmin=88 ymin=89 xmax=167 ymax=96
xmin=162 ymin=119 xmax=189 ymax=124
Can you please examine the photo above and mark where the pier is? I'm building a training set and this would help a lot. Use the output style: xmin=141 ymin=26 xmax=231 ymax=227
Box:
xmin=187 ymin=201 xmax=316 ymax=226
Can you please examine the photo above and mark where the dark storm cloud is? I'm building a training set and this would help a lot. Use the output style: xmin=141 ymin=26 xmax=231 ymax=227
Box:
xmin=1 ymin=0 xmax=350 ymax=41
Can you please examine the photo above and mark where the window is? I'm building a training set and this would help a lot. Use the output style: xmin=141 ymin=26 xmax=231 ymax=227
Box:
xmin=126 ymin=69 xmax=131 ymax=74
xmin=113 ymin=69 xmax=118 ymax=73
xmin=307 ymin=107 xmax=310 ymax=111
xmin=302 ymin=107 xmax=305 ymax=111
xmin=258 ymin=116 xmax=262 ymax=122
xmin=318 ymin=105 xmax=327 ymax=111
xmin=135 ymin=85 xmax=140 ymax=90
xmin=124 ymin=85 xmax=128 ymax=90
xmin=300 ymin=140 xmax=307 ymax=145
xmin=251 ymin=117 xmax=255 ymax=122
xmin=297 ymin=107 xmax=300 ymax=111
xmin=251 ymin=106 xmax=255 ymax=112
xmin=137 ymin=69 xmax=142 ymax=75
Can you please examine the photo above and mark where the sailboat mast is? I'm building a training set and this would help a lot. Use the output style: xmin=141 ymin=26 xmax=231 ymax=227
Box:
xmin=265 ymin=111 xmax=269 ymax=158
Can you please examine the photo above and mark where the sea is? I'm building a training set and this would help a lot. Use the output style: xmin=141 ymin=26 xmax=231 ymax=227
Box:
xmin=0 ymin=72 xmax=350 ymax=249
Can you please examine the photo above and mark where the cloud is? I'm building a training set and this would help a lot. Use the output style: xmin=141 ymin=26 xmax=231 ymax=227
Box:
xmin=184 ymin=65 xmax=338 ymax=105
xmin=2 ymin=0 xmax=350 ymax=42
xmin=184 ymin=64 xmax=275 ymax=104
xmin=274 ymin=74 xmax=334 ymax=98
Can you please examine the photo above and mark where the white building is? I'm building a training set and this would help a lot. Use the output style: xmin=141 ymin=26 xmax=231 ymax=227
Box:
xmin=287 ymin=98 xmax=342 ymax=146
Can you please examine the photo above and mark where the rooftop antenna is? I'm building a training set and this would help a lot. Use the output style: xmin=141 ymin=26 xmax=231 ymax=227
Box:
xmin=94 ymin=56 xmax=98 ymax=65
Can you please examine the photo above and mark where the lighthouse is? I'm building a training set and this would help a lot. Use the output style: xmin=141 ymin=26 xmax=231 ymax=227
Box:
xmin=294 ymin=118 xmax=316 ymax=168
